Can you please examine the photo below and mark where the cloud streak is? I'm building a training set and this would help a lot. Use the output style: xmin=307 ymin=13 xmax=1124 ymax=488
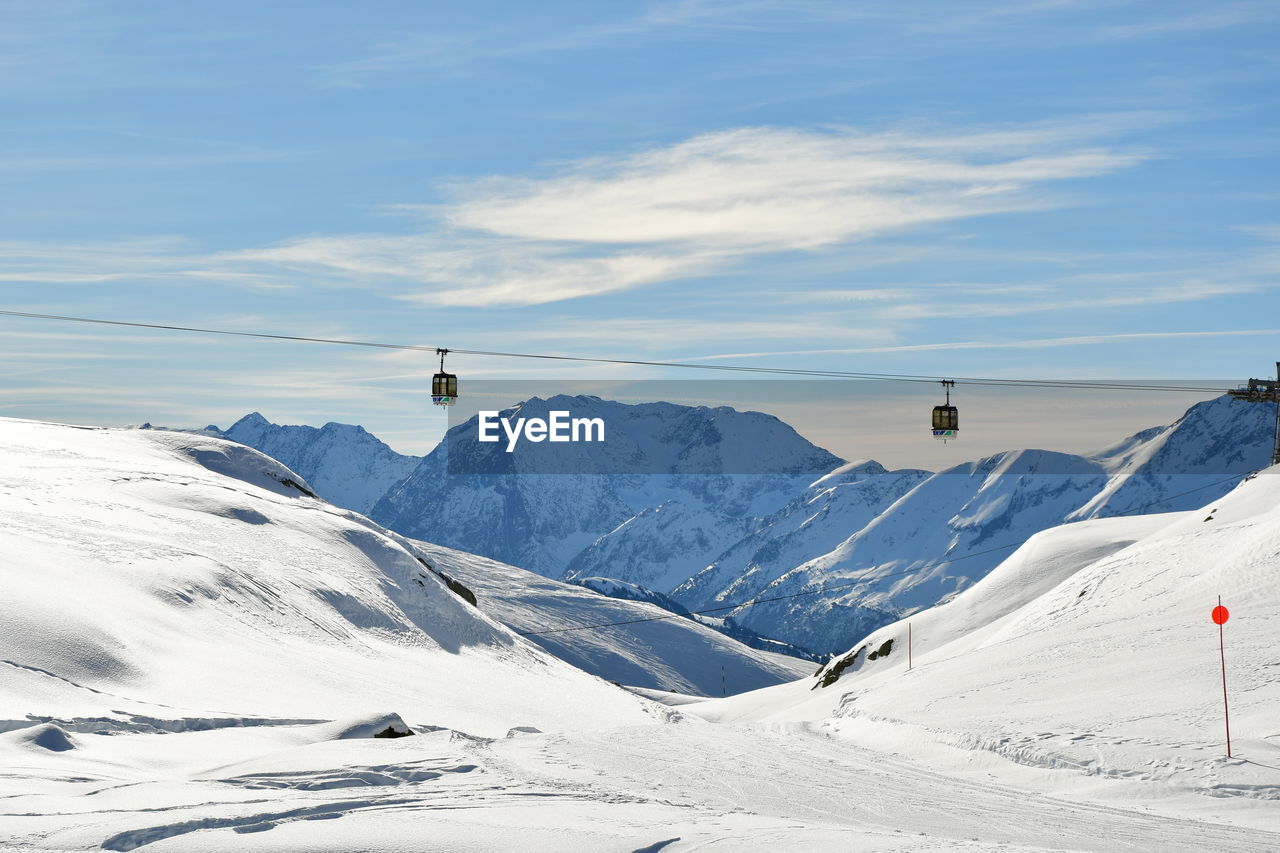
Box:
xmin=213 ymin=120 xmax=1145 ymax=307
xmin=679 ymin=328 xmax=1280 ymax=362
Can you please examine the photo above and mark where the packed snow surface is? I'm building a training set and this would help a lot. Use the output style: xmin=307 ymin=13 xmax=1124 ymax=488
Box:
xmin=3 ymin=417 xmax=1277 ymax=851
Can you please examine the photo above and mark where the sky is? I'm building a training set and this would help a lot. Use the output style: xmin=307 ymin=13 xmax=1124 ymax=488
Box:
xmin=1 ymin=0 xmax=1277 ymax=465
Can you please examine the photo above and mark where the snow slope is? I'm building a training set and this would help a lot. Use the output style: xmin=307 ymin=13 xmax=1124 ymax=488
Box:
xmin=689 ymin=469 xmax=1280 ymax=828
xmin=672 ymin=460 xmax=928 ymax=615
xmin=562 ymin=499 xmax=756 ymax=591
xmin=0 ymin=417 xmax=660 ymax=736
xmin=406 ymin=542 xmax=812 ymax=696
xmin=706 ymin=396 xmax=1273 ymax=653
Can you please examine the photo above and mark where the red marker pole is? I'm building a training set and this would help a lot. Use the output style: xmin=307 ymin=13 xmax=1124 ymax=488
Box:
xmin=1212 ymin=597 xmax=1232 ymax=758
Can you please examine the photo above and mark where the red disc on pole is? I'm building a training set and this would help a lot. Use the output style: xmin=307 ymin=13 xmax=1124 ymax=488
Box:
xmin=1212 ymin=605 xmax=1229 ymax=625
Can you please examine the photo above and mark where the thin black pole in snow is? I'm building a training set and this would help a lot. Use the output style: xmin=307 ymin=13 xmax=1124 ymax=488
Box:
xmin=721 ymin=665 xmax=726 ymax=698
xmin=1212 ymin=596 xmax=1232 ymax=758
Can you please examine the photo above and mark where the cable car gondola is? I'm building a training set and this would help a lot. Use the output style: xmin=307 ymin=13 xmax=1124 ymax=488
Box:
xmin=432 ymin=348 xmax=457 ymax=406
xmin=932 ymin=379 xmax=957 ymax=442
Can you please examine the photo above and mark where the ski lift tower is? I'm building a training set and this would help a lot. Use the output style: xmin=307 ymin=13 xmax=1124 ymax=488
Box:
xmin=1227 ymin=362 xmax=1280 ymax=467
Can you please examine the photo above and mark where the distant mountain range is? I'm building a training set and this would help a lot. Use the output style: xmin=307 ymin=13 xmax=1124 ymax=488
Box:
xmin=370 ymin=395 xmax=840 ymax=584
xmin=196 ymin=394 xmax=1274 ymax=654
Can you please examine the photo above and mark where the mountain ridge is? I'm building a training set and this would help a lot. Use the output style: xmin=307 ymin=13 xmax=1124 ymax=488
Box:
xmin=187 ymin=394 xmax=1274 ymax=655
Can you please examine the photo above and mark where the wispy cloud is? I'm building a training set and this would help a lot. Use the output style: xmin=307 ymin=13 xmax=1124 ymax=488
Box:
xmin=0 ymin=238 xmax=294 ymax=290
xmin=1099 ymin=2 xmax=1278 ymax=40
xmin=3 ymin=115 xmax=1253 ymax=323
xmin=877 ymin=279 xmax=1262 ymax=320
xmin=487 ymin=314 xmax=897 ymax=350
xmin=680 ymin=328 xmax=1280 ymax=362
xmin=319 ymin=32 xmax=484 ymax=87
xmin=325 ymin=0 xmax=1240 ymax=81
xmin=0 ymin=147 xmax=289 ymax=174
xmin=209 ymin=119 xmax=1146 ymax=307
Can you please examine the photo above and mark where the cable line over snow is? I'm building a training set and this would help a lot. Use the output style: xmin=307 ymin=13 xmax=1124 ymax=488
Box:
xmin=0 ymin=309 xmax=1232 ymax=394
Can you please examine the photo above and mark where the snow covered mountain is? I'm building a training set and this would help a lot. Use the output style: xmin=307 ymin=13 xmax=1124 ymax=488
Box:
xmin=671 ymin=460 xmax=930 ymax=615
xmin=562 ymin=500 xmax=756 ymax=591
xmin=1073 ymin=393 xmax=1276 ymax=517
xmin=206 ymin=412 xmax=421 ymax=514
xmin=0 ymin=416 xmax=807 ymax=735
xmin=702 ymin=396 xmax=1274 ymax=654
xmin=200 ymin=396 xmax=1271 ymax=659
xmin=369 ymin=395 xmax=842 ymax=581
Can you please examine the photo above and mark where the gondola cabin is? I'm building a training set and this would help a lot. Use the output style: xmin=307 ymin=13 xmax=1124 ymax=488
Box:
xmin=432 ymin=348 xmax=458 ymax=406
xmin=431 ymin=371 xmax=457 ymax=406
xmin=932 ymin=379 xmax=957 ymax=441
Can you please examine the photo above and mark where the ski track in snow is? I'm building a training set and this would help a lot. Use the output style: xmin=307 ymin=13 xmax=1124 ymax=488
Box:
xmin=2 ymin=723 xmax=1277 ymax=852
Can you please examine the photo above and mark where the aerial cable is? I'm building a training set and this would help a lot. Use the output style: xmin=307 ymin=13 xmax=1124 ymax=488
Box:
xmin=0 ymin=309 xmax=1231 ymax=394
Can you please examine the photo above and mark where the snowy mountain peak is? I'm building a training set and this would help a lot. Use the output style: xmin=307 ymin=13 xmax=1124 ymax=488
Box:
xmin=937 ymin=447 xmax=1105 ymax=481
xmin=808 ymin=459 xmax=890 ymax=489
xmin=226 ymin=411 xmax=270 ymax=434
xmin=1097 ymin=394 xmax=1273 ymax=475
xmin=372 ymin=396 xmax=846 ymax=581
xmin=443 ymin=394 xmax=841 ymax=477
xmin=209 ymin=413 xmax=421 ymax=514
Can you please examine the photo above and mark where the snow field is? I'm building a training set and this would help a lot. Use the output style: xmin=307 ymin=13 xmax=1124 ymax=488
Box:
xmin=689 ymin=470 xmax=1280 ymax=833
xmin=3 ymin=416 xmax=1277 ymax=851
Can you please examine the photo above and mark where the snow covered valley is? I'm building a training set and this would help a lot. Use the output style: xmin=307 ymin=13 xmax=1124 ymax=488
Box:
xmin=2 ymin=417 xmax=1278 ymax=851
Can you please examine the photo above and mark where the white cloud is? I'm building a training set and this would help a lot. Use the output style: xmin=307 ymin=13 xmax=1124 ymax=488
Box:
xmin=444 ymin=127 xmax=1137 ymax=249
xmin=3 ymin=117 xmax=1240 ymax=317
xmin=1099 ymin=3 xmax=1278 ymax=40
xmin=488 ymin=314 xmax=896 ymax=350
xmin=208 ymin=121 xmax=1145 ymax=307
xmin=230 ymin=234 xmax=722 ymax=307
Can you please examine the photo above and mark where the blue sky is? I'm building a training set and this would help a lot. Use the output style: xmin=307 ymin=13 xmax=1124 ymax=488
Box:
xmin=2 ymin=0 xmax=1277 ymax=460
